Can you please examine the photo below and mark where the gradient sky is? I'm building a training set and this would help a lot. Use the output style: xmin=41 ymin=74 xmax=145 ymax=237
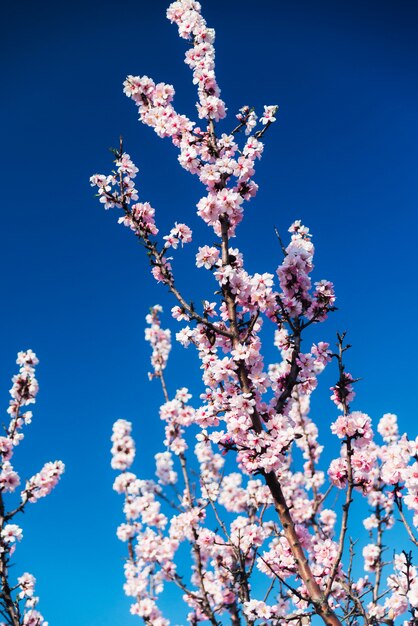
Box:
xmin=1 ymin=0 xmax=418 ymax=624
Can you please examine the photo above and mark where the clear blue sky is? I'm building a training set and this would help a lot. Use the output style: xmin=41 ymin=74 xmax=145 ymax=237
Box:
xmin=1 ymin=0 xmax=418 ymax=624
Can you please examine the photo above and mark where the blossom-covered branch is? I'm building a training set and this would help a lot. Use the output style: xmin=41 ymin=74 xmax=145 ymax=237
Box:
xmin=92 ymin=1 xmax=418 ymax=625
xmin=0 ymin=352 xmax=64 ymax=626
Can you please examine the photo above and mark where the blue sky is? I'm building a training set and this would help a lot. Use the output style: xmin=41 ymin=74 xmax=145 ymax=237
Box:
xmin=1 ymin=0 xmax=418 ymax=623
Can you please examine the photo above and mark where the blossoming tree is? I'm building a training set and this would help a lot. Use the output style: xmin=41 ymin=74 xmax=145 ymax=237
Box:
xmin=91 ymin=1 xmax=418 ymax=624
xmin=0 ymin=352 xmax=64 ymax=626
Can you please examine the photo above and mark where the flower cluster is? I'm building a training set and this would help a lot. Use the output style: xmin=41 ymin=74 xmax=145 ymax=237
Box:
xmin=93 ymin=0 xmax=281 ymax=246
xmin=24 ymin=460 xmax=65 ymax=502
xmin=111 ymin=295 xmax=418 ymax=624
xmin=163 ymin=222 xmax=192 ymax=249
xmin=330 ymin=371 xmax=356 ymax=410
xmin=111 ymin=419 xmax=136 ymax=471
xmin=167 ymin=0 xmax=226 ymax=122
xmin=90 ymin=153 xmax=139 ymax=210
xmin=277 ymin=221 xmax=336 ymax=321
xmin=144 ymin=305 xmax=172 ymax=377
xmin=0 ymin=353 xmax=64 ymax=626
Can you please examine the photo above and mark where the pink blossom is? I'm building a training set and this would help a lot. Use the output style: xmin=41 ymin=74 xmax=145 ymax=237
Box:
xmin=111 ymin=419 xmax=135 ymax=471
xmin=363 ymin=543 xmax=380 ymax=571
xmin=195 ymin=245 xmax=219 ymax=269
xmin=260 ymin=105 xmax=278 ymax=125
xmin=17 ymin=573 xmax=36 ymax=599
xmin=378 ymin=413 xmax=399 ymax=443
xmin=331 ymin=411 xmax=372 ymax=440
xmin=1 ymin=524 xmax=23 ymax=543
xmin=24 ymin=461 xmax=65 ymax=502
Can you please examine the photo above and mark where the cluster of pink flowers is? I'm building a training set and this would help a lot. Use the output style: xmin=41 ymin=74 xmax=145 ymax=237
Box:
xmin=166 ymin=266 xmax=335 ymax=480
xmin=236 ymin=106 xmax=258 ymax=135
xmin=7 ymin=349 xmax=39 ymax=429
xmin=8 ymin=572 xmax=49 ymax=626
xmin=155 ymin=451 xmax=177 ymax=486
xmin=366 ymin=552 xmax=417 ymax=620
xmin=163 ymin=222 xmax=192 ymax=249
xmin=330 ymin=371 xmax=356 ymax=410
xmin=328 ymin=410 xmax=377 ymax=493
xmin=0 ymin=352 xmax=63 ymax=626
xmin=159 ymin=389 xmax=195 ymax=456
xmin=90 ymin=153 xmax=160 ymax=249
xmin=277 ymin=221 xmax=336 ymax=321
xmin=144 ymin=305 xmax=172 ymax=377
xmin=167 ymin=0 xmax=226 ymax=122
xmin=111 ymin=295 xmax=418 ymax=623
xmin=90 ymin=153 xmax=139 ymax=211
xmin=243 ymin=598 xmax=283 ymax=621
xmin=111 ymin=290 xmax=395 ymax=623
xmin=111 ymin=420 xmax=173 ymax=624
xmin=1 ymin=523 xmax=23 ymax=544
xmin=111 ymin=419 xmax=136 ymax=471
xmin=91 ymin=0 xmax=281 ymax=251
xmin=24 ymin=461 xmax=65 ymax=502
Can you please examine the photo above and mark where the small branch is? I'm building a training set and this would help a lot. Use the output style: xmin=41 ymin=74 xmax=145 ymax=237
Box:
xmin=274 ymin=226 xmax=288 ymax=257
xmin=373 ymin=504 xmax=385 ymax=602
xmin=395 ymin=493 xmax=418 ymax=547
xmin=325 ymin=335 xmax=355 ymax=598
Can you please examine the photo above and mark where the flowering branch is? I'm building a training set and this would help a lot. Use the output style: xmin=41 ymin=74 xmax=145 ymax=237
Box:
xmin=92 ymin=1 xmax=418 ymax=625
xmin=0 ymin=352 xmax=64 ymax=626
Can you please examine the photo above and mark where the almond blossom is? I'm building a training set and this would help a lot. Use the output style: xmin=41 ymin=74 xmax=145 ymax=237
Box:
xmin=93 ymin=1 xmax=418 ymax=625
xmin=0 ymin=353 xmax=64 ymax=626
